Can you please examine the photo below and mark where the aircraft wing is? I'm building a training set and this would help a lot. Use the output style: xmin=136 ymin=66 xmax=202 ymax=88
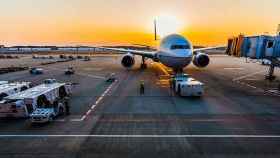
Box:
xmin=193 ymin=46 xmax=225 ymax=53
xmin=97 ymin=46 xmax=156 ymax=58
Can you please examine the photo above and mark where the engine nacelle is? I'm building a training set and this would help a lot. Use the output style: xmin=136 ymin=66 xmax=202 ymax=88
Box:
xmin=121 ymin=53 xmax=135 ymax=68
xmin=193 ymin=53 xmax=210 ymax=68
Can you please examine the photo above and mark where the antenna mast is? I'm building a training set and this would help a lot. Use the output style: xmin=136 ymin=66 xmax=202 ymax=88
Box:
xmin=154 ymin=19 xmax=157 ymax=41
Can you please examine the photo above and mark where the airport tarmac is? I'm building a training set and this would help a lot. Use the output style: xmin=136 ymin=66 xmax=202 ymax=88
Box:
xmin=0 ymin=53 xmax=279 ymax=158
xmin=0 ymin=55 xmax=60 ymax=68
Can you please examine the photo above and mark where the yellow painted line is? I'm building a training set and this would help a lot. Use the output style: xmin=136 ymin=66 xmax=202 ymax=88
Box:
xmin=152 ymin=62 xmax=170 ymax=76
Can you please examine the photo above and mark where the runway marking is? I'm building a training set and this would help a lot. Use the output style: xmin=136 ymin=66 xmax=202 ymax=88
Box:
xmin=245 ymin=78 xmax=260 ymax=81
xmin=80 ymin=115 xmax=86 ymax=121
xmin=81 ymin=80 xmax=117 ymax=121
xmin=266 ymin=90 xmax=280 ymax=96
xmin=70 ymin=119 xmax=83 ymax=122
xmin=83 ymin=68 xmax=103 ymax=71
xmin=152 ymin=62 xmax=170 ymax=76
xmin=246 ymin=84 xmax=257 ymax=89
xmin=1 ymin=134 xmax=280 ymax=138
xmin=46 ymin=67 xmax=105 ymax=79
xmin=223 ymin=67 xmax=244 ymax=70
xmin=54 ymin=119 xmax=65 ymax=122
xmin=232 ymin=70 xmax=266 ymax=81
xmin=231 ymin=70 xmax=280 ymax=95
xmin=235 ymin=81 xmax=280 ymax=96
xmin=76 ymin=72 xmax=106 ymax=79
xmin=209 ymin=54 xmax=228 ymax=57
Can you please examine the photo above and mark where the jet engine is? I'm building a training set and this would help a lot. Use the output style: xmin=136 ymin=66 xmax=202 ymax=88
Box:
xmin=193 ymin=53 xmax=210 ymax=68
xmin=121 ymin=53 xmax=135 ymax=68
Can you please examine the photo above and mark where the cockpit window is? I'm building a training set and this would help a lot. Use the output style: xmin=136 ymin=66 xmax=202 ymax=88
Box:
xmin=170 ymin=45 xmax=190 ymax=50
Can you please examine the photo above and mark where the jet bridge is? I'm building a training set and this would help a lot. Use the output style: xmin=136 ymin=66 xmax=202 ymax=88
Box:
xmin=226 ymin=34 xmax=280 ymax=80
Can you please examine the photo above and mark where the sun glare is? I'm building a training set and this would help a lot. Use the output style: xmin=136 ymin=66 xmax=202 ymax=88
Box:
xmin=155 ymin=15 xmax=182 ymax=38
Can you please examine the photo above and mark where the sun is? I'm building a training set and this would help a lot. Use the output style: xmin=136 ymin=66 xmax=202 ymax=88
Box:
xmin=155 ymin=15 xmax=182 ymax=38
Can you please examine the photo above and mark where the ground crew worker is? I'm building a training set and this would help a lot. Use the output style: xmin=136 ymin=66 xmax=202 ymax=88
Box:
xmin=170 ymin=77 xmax=174 ymax=89
xmin=169 ymin=77 xmax=175 ymax=96
xmin=65 ymin=101 xmax=70 ymax=115
xmin=140 ymin=80 xmax=145 ymax=95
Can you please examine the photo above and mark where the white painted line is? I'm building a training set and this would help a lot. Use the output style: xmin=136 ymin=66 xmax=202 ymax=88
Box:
xmin=80 ymin=80 xmax=117 ymax=121
xmin=86 ymin=110 xmax=92 ymax=115
xmin=54 ymin=119 xmax=65 ymax=122
xmin=70 ymin=119 xmax=83 ymax=122
xmin=236 ymin=81 xmax=261 ymax=91
xmin=246 ymin=84 xmax=257 ymax=89
xmin=224 ymin=67 xmax=244 ymax=70
xmin=77 ymin=73 xmax=106 ymax=79
xmin=91 ymin=105 xmax=96 ymax=109
xmin=0 ymin=134 xmax=280 ymax=138
xmin=245 ymin=78 xmax=259 ymax=81
xmin=209 ymin=54 xmax=228 ymax=57
xmin=266 ymin=90 xmax=280 ymax=96
xmin=233 ymin=70 xmax=266 ymax=81
xmin=46 ymin=67 xmax=105 ymax=80
xmin=81 ymin=115 xmax=86 ymax=121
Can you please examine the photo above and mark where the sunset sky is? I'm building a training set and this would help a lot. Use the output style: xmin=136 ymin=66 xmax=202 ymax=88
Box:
xmin=0 ymin=0 xmax=280 ymax=46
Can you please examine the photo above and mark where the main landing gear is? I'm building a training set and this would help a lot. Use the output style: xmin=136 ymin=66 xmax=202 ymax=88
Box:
xmin=265 ymin=58 xmax=280 ymax=81
xmin=140 ymin=56 xmax=147 ymax=69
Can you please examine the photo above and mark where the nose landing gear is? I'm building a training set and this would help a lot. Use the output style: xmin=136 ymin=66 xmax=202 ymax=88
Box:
xmin=173 ymin=68 xmax=183 ymax=74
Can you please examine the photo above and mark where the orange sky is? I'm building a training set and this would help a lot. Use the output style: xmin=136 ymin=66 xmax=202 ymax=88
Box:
xmin=1 ymin=0 xmax=280 ymax=46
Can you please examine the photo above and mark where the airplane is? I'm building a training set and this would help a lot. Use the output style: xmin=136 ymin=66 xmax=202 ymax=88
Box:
xmin=98 ymin=21 xmax=223 ymax=73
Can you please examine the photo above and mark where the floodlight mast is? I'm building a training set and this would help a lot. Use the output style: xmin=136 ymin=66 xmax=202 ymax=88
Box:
xmin=277 ymin=24 xmax=280 ymax=36
xmin=154 ymin=20 xmax=157 ymax=41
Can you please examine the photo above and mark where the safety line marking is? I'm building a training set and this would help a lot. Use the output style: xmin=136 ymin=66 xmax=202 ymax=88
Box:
xmin=0 ymin=134 xmax=280 ymax=138
xmin=80 ymin=80 xmax=117 ymax=121
xmin=223 ymin=67 xmax=244 ymax=70
xmin=232 ymin=70 xmax=266 ymax=81
xmin=46 ymin=67 xmax=105 ymax=79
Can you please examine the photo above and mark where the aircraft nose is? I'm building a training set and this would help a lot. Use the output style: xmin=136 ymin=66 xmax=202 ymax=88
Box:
xmin=174 ymin=49 xmax=192 ymax=57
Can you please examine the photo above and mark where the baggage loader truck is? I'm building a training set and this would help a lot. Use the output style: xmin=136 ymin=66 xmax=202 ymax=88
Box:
xmin=0 ymin=79 xmax=71 ymax=119
xmin=0 ymin=82 xmax=31 ymax=101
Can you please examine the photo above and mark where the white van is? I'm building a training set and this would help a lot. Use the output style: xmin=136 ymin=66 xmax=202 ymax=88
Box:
xmin=172 ymin=74 xmax=204 ymax=97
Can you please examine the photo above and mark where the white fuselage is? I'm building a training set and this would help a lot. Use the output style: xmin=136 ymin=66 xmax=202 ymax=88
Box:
xmin=156 ymin=34 xmax=193 ymax=69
